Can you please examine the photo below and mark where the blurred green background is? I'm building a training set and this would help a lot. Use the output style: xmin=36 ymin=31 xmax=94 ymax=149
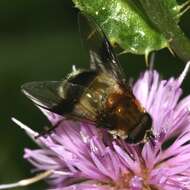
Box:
xmin=0 ymin=1 xmax=189 ymax=189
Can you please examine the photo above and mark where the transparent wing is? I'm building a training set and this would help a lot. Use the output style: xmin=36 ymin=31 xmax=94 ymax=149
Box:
xmin=78 ymin=13 xmax=126 ymax=84
xmin=22 ymin=81 xmax=62 ymax=109
xmin=21 ymin=80 xmax=100 ymax=122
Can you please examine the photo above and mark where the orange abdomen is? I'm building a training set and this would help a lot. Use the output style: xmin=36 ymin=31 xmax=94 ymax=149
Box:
xmin=104 ymin=91 xmax=148 ymax=137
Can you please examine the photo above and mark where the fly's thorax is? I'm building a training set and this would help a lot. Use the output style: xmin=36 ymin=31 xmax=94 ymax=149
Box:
xmin=72 ymin=72 xmax=120 ymax=119
xmin=73 ymin=73 xmax=118 ymax=114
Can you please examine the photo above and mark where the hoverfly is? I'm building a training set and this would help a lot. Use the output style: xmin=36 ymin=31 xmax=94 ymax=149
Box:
xmin=22 ymin=15 xmax=152 ymax=144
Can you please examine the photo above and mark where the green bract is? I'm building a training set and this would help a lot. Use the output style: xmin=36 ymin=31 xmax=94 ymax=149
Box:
xmin=72 ymin=0 xmax=175 ymax=55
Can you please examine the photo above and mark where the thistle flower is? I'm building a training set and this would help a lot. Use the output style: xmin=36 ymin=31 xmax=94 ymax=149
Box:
xmin=1 ymin=62 xmax=190 ymax=190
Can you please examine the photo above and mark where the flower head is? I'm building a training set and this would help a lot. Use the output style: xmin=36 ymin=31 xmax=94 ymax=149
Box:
xmin=5 ymin=63 xmax=190 ymax=190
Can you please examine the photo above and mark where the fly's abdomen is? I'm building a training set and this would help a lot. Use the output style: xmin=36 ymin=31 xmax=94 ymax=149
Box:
xmin=103 ymin=91 xmax=152 ymax=142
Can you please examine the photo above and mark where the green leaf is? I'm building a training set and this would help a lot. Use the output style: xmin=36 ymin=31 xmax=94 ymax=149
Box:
xmin=72 ymin=0 xmax=190 ymax=62
xmin=72 ymin=0 xmax=168 ymax=55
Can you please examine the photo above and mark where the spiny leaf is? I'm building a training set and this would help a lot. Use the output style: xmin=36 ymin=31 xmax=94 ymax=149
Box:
xmin=72 ymin=0 xmax=167 ymax=55
xmin=72 ymin=0 xmax=190 ymax=62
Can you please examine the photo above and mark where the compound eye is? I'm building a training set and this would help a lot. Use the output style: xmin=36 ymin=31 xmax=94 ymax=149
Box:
xmin=126 ymin=113 xmax=152 ymax=144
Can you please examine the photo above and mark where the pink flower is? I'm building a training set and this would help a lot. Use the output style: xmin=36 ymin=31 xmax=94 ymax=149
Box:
xmin=1 ymin=63 xmax=190 ymax=190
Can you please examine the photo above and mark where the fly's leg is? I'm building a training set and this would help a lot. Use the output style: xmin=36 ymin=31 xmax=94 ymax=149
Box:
xmin=35 ymin=120 xmax=62 ymax=139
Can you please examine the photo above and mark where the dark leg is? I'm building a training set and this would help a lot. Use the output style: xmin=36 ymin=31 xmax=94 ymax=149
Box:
xmin=35 ymin=120 xmax=63 ymax=139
